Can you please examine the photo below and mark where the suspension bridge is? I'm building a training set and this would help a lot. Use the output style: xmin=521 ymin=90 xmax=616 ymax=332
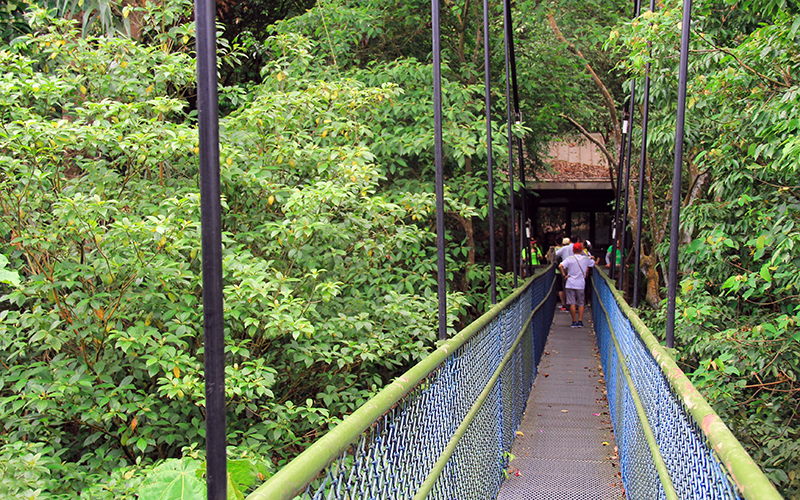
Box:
xmin=188 ymin=0 xmax=788 ymax=493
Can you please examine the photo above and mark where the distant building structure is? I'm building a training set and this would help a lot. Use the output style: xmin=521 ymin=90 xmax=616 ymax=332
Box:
xmin=526 ymin=134 xmax=615 ymax=256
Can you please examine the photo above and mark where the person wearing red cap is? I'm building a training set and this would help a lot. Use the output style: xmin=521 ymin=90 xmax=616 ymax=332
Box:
xmin=558 ymin=242 xmax=597 ymax=327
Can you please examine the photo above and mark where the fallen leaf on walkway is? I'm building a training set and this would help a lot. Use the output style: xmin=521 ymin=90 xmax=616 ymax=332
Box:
xmin=561 ymin=410 xmax=569 ymax=413
xmin=516 ymin=431 xmax=524 ymax=437
xmin=593 ymin=413 xmax=600 ymax=416
xmin=544 ymin=373 xmax=549 ymax=377
xmin=515 ymin=470 xmax=522 ymax=477
xmin=602 ymin=441 xmax=610 ymax=446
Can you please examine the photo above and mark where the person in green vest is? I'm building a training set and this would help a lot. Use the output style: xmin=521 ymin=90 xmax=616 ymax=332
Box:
xmin=605 ymin=238 xmax=624 ymax=268
xmin=523 ymin=238 xmax=544 ymax=266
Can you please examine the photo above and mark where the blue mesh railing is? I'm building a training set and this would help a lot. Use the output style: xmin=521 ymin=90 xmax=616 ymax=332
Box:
xmin=592 ymin=269 xmax=783 ymax=500
xmin=247 ymin=266 xmax=556 ymax=500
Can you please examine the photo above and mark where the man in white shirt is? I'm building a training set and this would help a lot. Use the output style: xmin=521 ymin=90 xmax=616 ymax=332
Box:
xmin=558 ymin=242 xmax=597 ymax=328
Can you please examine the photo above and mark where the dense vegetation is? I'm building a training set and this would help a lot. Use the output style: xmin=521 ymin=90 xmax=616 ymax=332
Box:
xmin=0 ymin=0 xmax=797 ymax=498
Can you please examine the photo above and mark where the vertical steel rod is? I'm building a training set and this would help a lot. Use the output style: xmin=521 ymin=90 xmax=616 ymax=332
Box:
xmin=666 ymin=0 xmax=693 ymax=349
xmin=619 ymin=0 xmax=641 ymax=294
xmin=505 ymin=13 xmax=529 ymax=276
xmin=502 ymin=0 xmax=518 ymax=287
xmin=610 ymin=115 xmax=627 ymax=280
xmin=483 ymin=0 xmax=497 ymax=304
xmin=633 ymin=0 xmax=656 ymax=309
xmin=619 ymin=81 xmax=636 ymax=292
xmin=432 ymin=0 xmax=447 ymax=339
xmin=196 ymin=0 xmax=226 ymax=495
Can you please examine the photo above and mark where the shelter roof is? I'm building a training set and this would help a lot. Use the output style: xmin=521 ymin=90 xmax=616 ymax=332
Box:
xmin=528 ymin=133 xmax=613 ymax=190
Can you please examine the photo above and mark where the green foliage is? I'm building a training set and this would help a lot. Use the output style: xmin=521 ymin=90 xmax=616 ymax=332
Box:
xmin=0 ymin=5 xmax=506 ymax=497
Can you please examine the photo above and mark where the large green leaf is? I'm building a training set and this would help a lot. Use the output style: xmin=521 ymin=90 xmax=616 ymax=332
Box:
xmin=138 ymin=459 xmax=205 ymax=500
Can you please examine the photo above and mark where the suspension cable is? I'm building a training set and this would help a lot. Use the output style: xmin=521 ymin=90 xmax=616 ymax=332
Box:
xmin=195 ymin=0 xmax=226 ymax=495
xmin=611 ymin=110 xmax=627 ymax=280
xmin=633 ymin=0 xmax=656 ymax=309
xmin=483 ymin=0 xmax=497 ymax=303
xmin=432 ymin=0 xmax=447 ymax=339
xmin=503 ymin=0 xmax=518 ymax=287
xmin=666 ymin=0 xmax=693 ymax=349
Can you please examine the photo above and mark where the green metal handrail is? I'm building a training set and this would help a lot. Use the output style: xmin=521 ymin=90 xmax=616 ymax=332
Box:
xmin=596 ymin=270 xmax=783 ymax=500
xmin=247 ymin=265 xmax=555 ymax=500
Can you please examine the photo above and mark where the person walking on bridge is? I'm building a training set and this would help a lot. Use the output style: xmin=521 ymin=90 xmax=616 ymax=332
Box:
xmin=559 ymin=242 xmax=597 ymax=328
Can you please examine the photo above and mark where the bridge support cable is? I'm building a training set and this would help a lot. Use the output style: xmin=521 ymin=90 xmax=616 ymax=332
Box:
xmin=195 ymin=0 xmax=226 ymax=496
xmin=619 ymin=83 xmax=635 ymax=292
xmin=610 ymin=109 xmax=627 ymax=280
xmin=619 ymin=0 xmax=641 ymax=294
xmin=482 ymin=0 xmax=497 ymax=304
xmin=502 ymin=0 xmax=518 ymax=287
xmin=633 ymin=0 xmax=656 ymax=309
xmin=504 ymin=0 xmax=531 ymax=277
xmin=665 ymin=0 xmax=692 ymax=349
xmin=432 ymin=0 xmax=447 ymax=340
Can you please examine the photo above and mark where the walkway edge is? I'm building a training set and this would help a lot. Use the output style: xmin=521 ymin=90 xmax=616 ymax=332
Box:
xmin=596 ymin=269 xmax=783 ymax=500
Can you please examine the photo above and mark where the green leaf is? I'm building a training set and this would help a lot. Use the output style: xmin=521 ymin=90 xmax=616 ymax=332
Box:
xmin=138 ymin=459 xmax=205 ymax=500
xmin=0 ymin=254 xmax=20 ymax=286
xmin=227 ymin=473 xmax=245 ymax=500
xmin=760 ymin=264 xmax=772 ymax=282
xmin=721 ymin=276 xmax=737 ymax=289
xmin=227 ymin=459 xmax=258 ymax=490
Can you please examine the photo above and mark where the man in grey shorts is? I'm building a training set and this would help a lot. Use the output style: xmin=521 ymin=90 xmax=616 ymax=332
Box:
xmin=558 ymin=242 xmax=597 ymax=328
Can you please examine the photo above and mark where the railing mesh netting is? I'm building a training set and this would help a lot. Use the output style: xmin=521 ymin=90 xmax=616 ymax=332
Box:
xmin=592 ymin=274 xmax=740 ymax=500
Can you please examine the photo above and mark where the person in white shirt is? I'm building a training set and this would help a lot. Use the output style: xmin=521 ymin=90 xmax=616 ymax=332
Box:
xmin=552 ymin=236 xmax=573 ymax=311
xmin=558 ymin=242 xmax=597 ymax=328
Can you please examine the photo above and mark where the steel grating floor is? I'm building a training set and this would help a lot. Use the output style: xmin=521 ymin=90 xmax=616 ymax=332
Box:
xmin=496 ymin=305 xmax=625 ymax=500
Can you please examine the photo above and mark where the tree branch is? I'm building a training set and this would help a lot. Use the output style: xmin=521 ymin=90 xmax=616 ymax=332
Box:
xmin=548 ymin=12 xmax=621 ymax=153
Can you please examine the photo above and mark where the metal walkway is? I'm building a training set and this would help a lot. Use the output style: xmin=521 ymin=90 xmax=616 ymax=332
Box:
xmin=497 ymin=306 xmax=624 ymax=500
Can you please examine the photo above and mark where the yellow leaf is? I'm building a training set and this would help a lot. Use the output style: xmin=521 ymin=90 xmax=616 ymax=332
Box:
xmin=123 ymin=8 xmax=129 ymax=18
xmin=50 ymin=52 xmax=57 ymax=59
xmin=94 ymin=308 xmax=105 ymax=321
xmin=146 ymin=85 xmax=154 ymax=94
xmin=321 ymin=129 xmax=328 ymax=138
xmin=121 ymin=61 xmax=128 ymax=69
xmin=158 ymin=236 xmax=166 ymax=247
xmin=173 ymin=366 xmax=180 ymax=378
xmin=182 ymin=35 xmax=189 ymax=44
xmin=516 ymin=431 xmax=524 ymax=437
xmin=144 ymin=312 xmax=153 ymax=326
xmin=226 ymin=157 xmax=233 ymax=166
xmin=276 ymin=71 xmax=285 ymax=81
xmin=268 ymin=195 xmax=275 ymax=205
xmin=130 ymin=415 xmax=138 ymax=432
xmin=193 ymin=147 xmax=199 ymax=154
xmin=80 ymin=85 xmax=87 ymax=94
